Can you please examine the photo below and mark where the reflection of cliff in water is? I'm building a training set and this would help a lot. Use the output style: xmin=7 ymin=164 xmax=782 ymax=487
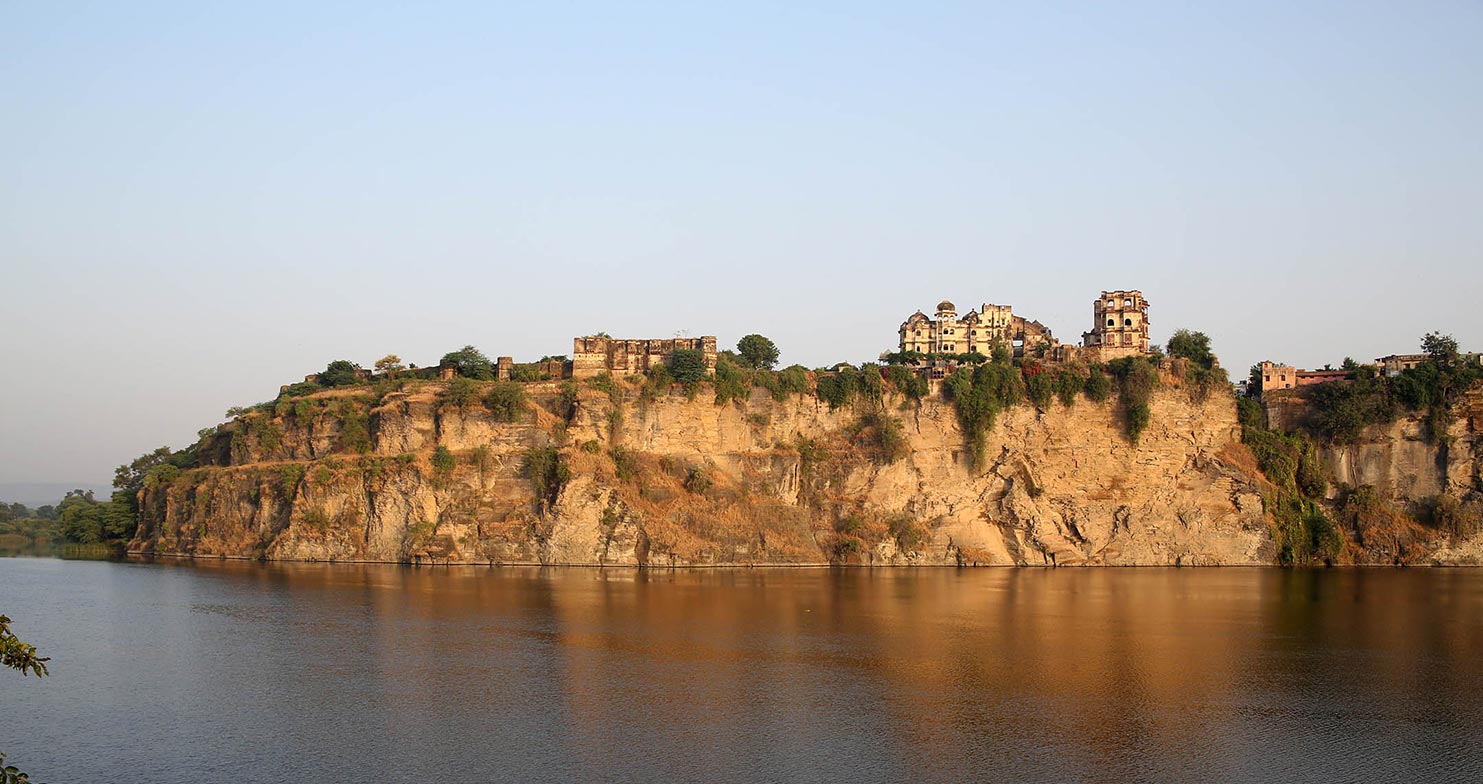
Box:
xmin=17 ymin=560 xmax=1481 ymax=782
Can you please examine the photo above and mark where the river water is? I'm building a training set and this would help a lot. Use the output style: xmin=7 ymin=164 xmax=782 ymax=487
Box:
xmin=1 ymin=559 xmax=1481 ymax=783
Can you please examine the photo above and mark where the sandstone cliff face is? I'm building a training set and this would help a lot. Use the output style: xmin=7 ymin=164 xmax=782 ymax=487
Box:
xmin=131 ymin=379 xmax=1290 ymax=566
xmin=1308 ymin=388 xmax=1483 ymax=564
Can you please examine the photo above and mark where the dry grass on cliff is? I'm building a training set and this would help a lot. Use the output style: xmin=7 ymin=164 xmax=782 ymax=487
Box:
xmin=1334 ymin=488 xmax=1434 ymax=565
xmin=598 ymin=449 xmax=823 ymax=563
xmin=1215 ymin=442 xmax=1267 ymax=486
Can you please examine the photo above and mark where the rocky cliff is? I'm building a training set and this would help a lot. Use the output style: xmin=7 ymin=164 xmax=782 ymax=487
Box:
xmin=128 ymin=375 xmax=1277 ymax=566
xmin=1299 ymin=386 xmax=1483 ymax=564
xmin=126 ymin=377 xmax=1483 ymax=566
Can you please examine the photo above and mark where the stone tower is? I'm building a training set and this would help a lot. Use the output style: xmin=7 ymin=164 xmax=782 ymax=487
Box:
xmin=1081 ymin=290 xmax=1149 ymax=360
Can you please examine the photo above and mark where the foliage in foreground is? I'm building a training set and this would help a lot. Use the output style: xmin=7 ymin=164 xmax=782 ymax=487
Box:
xmin=2 ymin=613 xmax=49 ymax=783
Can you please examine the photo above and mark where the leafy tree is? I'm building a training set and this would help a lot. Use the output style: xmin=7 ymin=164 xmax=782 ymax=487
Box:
xmin=669 ymin=349 xmax=708 ymax=383
xmin=374 ymin=354 xmax=405 ymax=377
xmin=1 ymin=616 xmax=49 ymax=677
xmin=1422 ymin=331 xmax=1460 ymax=366
xmin=881 ymin=349 xmax=926 ymax=366
xmin=440 ymin=345 xmax=495 ymax=380
xmin=1166 ymin=329 xmax=1215 ymax=369
xmin=57 ymin=490 xmax=105 ymax=543
xmin=1247 ymin=364 xmax=1264 ymax=397
xmin=736 ymin=334 xmax=781 ymax=370
xmin=102 ymin=490 xmax=139 ymax=540
xmin=320 ymin=360 xmax=362 ymax=387
xmin=114 ymin=447 xmax=176 ymax=496
xmin=2 ymin=613 xmax=49 ymax=783
xmin=432 ymin=445 xmax=456 ymax=473
xmin=485 ymin=382 xmax=529 ymax=422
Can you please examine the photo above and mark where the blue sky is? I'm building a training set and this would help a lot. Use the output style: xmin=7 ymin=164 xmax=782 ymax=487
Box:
xmin=2 ymin=1 xmax=1480 ymax=486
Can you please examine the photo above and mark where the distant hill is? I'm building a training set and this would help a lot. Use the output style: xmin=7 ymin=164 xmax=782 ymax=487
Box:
xmin=0 ymin=482 xmax=114 ymax=509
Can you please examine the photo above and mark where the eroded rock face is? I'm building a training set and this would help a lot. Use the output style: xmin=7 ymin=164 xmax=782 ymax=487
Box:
xmin=132 ymin=381 xmax=1293 ymax=566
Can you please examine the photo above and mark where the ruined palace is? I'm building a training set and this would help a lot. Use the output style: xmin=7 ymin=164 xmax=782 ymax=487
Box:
xmin=571 ymin=335 xmax=718 ymax=379
xmin=898 ymin=300 xmax=1058 ymax=357
xmin=1080 ymin=290 xmax=1150 ymax=361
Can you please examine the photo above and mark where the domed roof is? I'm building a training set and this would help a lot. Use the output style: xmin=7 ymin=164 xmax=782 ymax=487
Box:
xmin=936 ymin=300 xmax=955 ymax=312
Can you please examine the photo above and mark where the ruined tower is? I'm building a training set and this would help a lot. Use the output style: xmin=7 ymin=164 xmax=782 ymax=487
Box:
xmin=1081 ymin=290 xmax=1149 ymax=360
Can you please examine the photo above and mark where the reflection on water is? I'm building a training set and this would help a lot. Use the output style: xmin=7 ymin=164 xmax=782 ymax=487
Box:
xmin=2 ymin=560 xmax=1481 ymax=783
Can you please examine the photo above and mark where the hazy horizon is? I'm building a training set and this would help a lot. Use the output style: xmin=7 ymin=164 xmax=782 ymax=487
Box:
xmin=4 ymin=1 xmax=1481 ymax=487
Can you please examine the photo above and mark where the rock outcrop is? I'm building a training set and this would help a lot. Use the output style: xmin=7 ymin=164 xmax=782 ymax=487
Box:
xmin=130 ymin=377 xmax=1292 ymax=566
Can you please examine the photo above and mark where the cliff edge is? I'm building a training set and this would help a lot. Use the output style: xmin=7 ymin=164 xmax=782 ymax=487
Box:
xmin=129 ymin=375 xmax=1290 ymax=566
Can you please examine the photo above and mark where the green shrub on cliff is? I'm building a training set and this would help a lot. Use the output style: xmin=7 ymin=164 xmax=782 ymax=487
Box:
xmin=883 ymin=364 xmax=928 ymax=400
xmin=1083 ymin=365 xmax=1112 ymax=402
xmin=854 ymin=412 xmax=908 ymax=464
xmin=521 ymin=447 xmax=570 ymax=512
xmin=942 ymin=356 xmax=1025 ymax=467
xmin=485 ymin=382 xmax=528 ymax=422
xmin=338 ymin=409 xmax=372 ymax=454
xmin=1108 ymin=357 xmax=1160 ymax=444
xmin=777 ymin=365 xmax=812 ymax=397
xmin=669 ymin=349 xmax=708 ymax=383
xmin=278 ymin=464 xmax=305 ymax=497
xmin=713 ymin=357 xmax=753 ymax=406
xmin=442 ymin=376 xmax=481 ymax=409
xmin=1052 ymin=367 xmax=1083 ymax=407
xmin=1241 ymin=397 xmax=1344 ymax=565
xmin=1024 ymin=364 xmax=1054 ymax=409
xmin=815 ymin=367 xmax=860 ymax=411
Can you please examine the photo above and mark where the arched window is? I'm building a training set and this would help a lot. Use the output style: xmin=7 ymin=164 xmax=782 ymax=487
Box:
xmin=1107 ymin=319 xmax=1114 ymax=327
xmin=1124 ymin=318 xmax=1132 ymax=326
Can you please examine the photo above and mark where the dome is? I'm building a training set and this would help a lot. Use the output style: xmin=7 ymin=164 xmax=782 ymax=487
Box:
xmin=936 ymin=300 xmax=956 ymax=312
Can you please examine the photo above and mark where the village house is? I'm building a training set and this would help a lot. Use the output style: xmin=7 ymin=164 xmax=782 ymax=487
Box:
xmin=1259 ymin=361 xmax=1298 ymax=391
xmin=1257 ymin=361 xmax=1349 ymax=393
xmin=1376 ymin=354 xmax=1428 ymax=376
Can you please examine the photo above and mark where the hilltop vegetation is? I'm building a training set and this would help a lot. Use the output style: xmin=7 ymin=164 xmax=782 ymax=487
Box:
xmin=1239 ymin=332 xmax=1483 ymax=565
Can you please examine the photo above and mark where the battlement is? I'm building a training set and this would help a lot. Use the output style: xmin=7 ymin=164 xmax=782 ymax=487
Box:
xmin=572 ymin=335 xmax=718 ymax=379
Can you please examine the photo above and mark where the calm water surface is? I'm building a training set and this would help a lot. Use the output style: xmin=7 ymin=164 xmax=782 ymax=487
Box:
xmin=2 ymin=559 xmax=1481 ymax=783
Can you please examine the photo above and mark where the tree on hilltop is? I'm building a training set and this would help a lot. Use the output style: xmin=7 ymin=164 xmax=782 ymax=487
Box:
xmin=1422 ymin=332 xmax=1460 ymax=366
xmin=440 ymin=345 xmax=495 ymax=380
xmin=374 ymin=354 xmax=405 ymax=377
xmin=320 ymin=360 xmax=362 ymax=387
xmin=737 ymin=334 xmax=780 ymax=370
xmin=1166 ymin=330 xmax=1215 ymax=369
